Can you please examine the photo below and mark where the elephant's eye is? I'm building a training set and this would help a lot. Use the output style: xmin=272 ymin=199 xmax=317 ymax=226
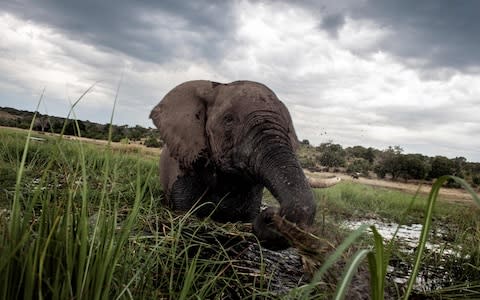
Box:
xmin=224 ymin=114 xmax=234 ymax=124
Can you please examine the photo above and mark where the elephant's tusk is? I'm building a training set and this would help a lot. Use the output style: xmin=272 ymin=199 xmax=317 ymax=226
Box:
xmin=307 ymin=176 xmax=341 ymax=188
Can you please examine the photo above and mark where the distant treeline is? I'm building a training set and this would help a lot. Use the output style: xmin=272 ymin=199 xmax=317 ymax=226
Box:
xmin=1 ymin=106 xmax=479 ymax=188
xmin=0 ymin=106 xmax=162 ymax=147
xmin=298 ymin=140 xmax=480 ymax=188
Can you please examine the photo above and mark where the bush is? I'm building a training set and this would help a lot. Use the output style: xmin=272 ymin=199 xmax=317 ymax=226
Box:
xmin=429 ymin=156 xmax=455 ymax=179
xmin=111 ymin=135 xmax=122 ymax=142
xmin=316 ymin=143 xmax=346 ymax=169
xmin=144 ymin=136 xmax=163 ymax=148
xmin=347 ymin=158 xmax=370 ymax=176
xmin=472 ymin=175 xmax=480 ymax=186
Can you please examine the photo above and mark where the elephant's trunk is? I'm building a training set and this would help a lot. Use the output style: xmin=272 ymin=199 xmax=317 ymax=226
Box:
xmin=255 ymin=143 xmax=316 ymax=225
xmin=253 ymin=141 xmax=316 ymax=249
xmin=240 ymin=113 xmax=316 ymax=248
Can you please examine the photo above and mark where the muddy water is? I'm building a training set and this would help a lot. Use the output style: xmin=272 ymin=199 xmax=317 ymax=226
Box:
xmin=342 ymin=219 xmax=462 ymax=292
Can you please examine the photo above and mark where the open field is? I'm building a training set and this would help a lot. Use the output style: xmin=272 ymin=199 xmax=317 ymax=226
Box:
xmin=0 ymin=125 xmax=162 ymax=158
xmin=1 ymin=126 xmax=479 ymax=299
xmin=305 ymin=170 xmax=478 ymax=204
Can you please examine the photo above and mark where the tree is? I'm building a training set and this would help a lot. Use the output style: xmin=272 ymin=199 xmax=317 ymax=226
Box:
xmin=33 ymin=116 xmax=50 ymax=132
xmin=300 ymin=139 xmax=310 ymax=146
xmin=64 ymin=120 xmax=86 ymax=136
xmin=364 ymin=147 xmax=376 ymax=164
xmin=429 ymin=156 xmax=455 ymax=179
xmin=51 ymin=120 xmax=63 ymax=133
xmin=144 ymin=136 xmax=163 ymax=148
xmin=111 ymin=125 xmax=127 ymax=142
xmin=373 ymin=146 xmax=403 ymax=180
xmin=452 ymin=156 xmax=467 ymax=178
xmin=472 ymin=175 xmax=480 ymax=186
xmin=346 ymin=146 xmax=377 ymax=165
xmin=347 ymin=158 xmax=370 ymax=176
xmin=316 ymin=142 xmax=346 ymax=170
xmin=127 ymin=125 xmax=148 ymax=141
xmin=397 ymin=154 xmax=430 ymax=181
xmin=373 ymin=164 xmax=387 ymax=179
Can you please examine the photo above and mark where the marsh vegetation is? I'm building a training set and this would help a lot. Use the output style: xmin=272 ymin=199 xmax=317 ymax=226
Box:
xmin=0 ymin=125 xmax=479 ymax=299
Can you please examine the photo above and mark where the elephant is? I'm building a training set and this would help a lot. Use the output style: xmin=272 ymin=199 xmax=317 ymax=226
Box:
xmin=150 ymin=80 xmax=322 ymax=249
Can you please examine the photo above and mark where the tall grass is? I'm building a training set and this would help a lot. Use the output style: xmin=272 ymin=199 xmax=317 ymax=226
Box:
xmin=404 ymin=175 xmax=480 ymax=299
xmin=312 ymin=181 xmax=473 ymax=224
xmin=1 ymin=124 xmax=479 ymax=298
xmin=302 ymin=177 xmax=480 ymax=299
xmin=0 ymin=126 xmax=280 ymax=299
xmin=0 ymin=119 xmax=148 ymax=298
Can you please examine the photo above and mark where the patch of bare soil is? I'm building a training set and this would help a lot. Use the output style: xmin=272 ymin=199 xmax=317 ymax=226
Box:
xmin=304 ymin=170 xmax=479 ymax=205
xmin=59 ymin=134 xmax=162 ymax=157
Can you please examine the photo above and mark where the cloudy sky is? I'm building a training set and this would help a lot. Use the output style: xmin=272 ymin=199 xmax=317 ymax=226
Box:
xmin=1 ymin=0 xmax=479 ymax=161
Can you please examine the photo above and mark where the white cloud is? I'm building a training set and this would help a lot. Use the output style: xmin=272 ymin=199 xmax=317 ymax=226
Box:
xmin=337 ymin=17 xmax=391 ymax=52
xmin=0 ymin=2 xmax=479 ymax=161
xmin=0 ymin=13 xmax=223 ymax=125
xmin=0 ymin=14 xmax=113 ymax=105
xmin=219 ymin=2 xmax=480 ymax=160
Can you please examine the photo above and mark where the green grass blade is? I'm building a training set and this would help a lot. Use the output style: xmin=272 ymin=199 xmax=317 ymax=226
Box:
xmin=403 ymin=175 xmax=480 ymax=299
xmin=334 ymin=249 xmax=370 ymax=300
xmin=58 ymin=82 xmax=97 ymax=138
xmin=368 ymin=226 xmax=386 ymax=300
xmin=179 ymin=251 xmax=200 ymax=300
xmin=38 ymin=216 xmax=61 ymax=297
xmin=10 ymin=89 xmax=44 ymax=236
xmin=450 ymin=176 xmax=480 ymax=206
xmin=296 ymin=223 xmax=368 ymax=298
xmin=107 ymin=70 xmax=123 ymax=146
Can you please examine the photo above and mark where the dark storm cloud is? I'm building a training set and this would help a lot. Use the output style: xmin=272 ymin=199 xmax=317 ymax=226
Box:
xmin=0 ymin=0 xmax=236 ymax=64
xmin=314 ymin=0 xmax=480 ymax=71
xmin=320 ymin=13 xmax=345 ymax=36
xmin=5 ymin=0 xmax=479 ymax=71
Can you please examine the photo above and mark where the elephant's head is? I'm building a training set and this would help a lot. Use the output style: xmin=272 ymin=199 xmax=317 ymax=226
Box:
xmin=150 ymin=80 xmax=316 ymax=248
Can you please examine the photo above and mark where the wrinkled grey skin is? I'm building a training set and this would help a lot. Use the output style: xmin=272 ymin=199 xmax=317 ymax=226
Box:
xmin=150 ymin=80 xmax=316 ymax=249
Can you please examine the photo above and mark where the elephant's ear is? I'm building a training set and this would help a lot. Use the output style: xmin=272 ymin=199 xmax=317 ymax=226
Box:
xmin=150 ymin=80 xmax=215 ymax=169
xmin=278 ymin=100 xmax=300 ymax=151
